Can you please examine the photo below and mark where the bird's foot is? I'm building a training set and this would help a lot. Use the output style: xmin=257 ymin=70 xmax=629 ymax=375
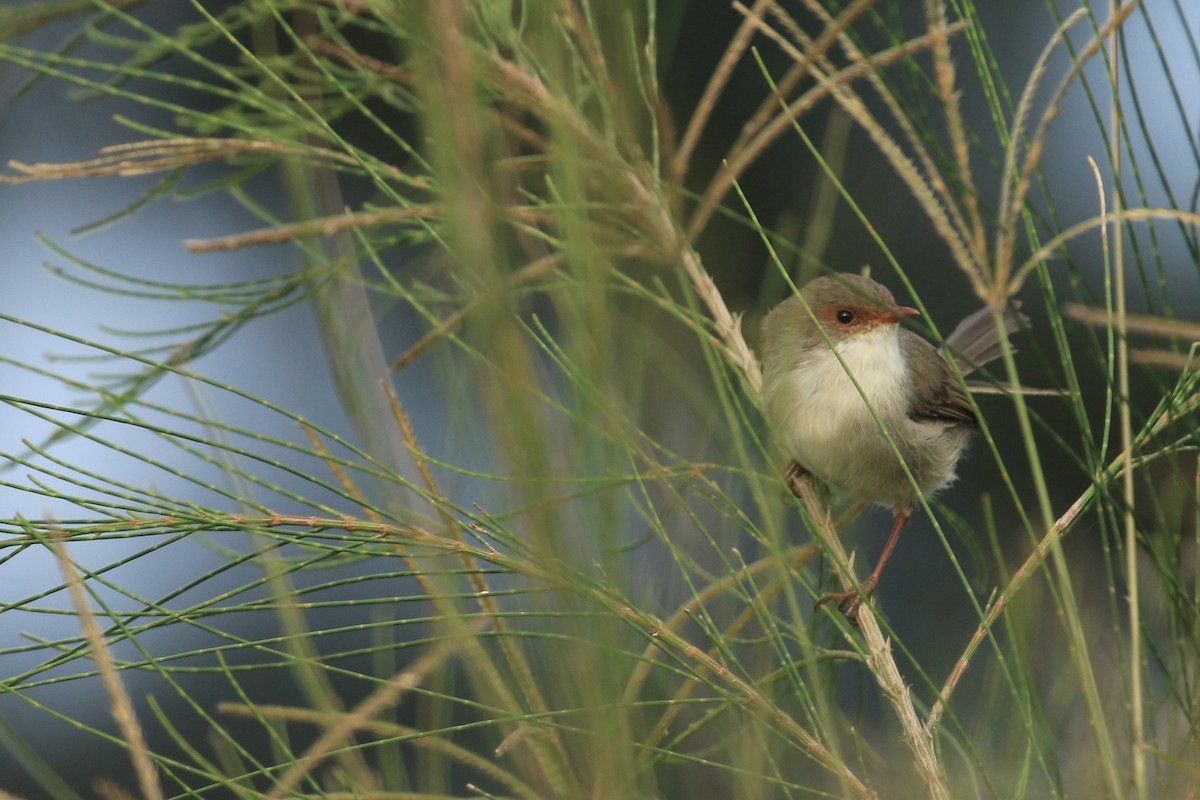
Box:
xmin=815 ymin=576 xmax=878 ymax=626
xmin=784 ymin=460 xmax=809 ymax=498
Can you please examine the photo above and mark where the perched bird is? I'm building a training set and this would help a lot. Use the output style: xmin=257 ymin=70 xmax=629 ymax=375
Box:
xmin=761 ymin=273 xmax=1024 ymax=622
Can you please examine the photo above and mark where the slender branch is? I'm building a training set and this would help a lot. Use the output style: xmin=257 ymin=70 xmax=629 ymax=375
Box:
xmin=51 ymin=529 xmax=163 ymax=800
xmin=185 ymin=206 xmax=441 ymax=253
xmin=923 ymin=0 xmax=987 ymax=270
xmin=264 ymin=625 xmax=483 ymax=799
xmin=722 ymin=6 xmax=980 ymax=290
xmin=673 ymin=0 xmax=775 ymax=182
xmin=788 ymin=473 xmax=949 ymax=800
xmin=1064 ymin=303 xmax=1200 ymax=340
xmin=689 ymin=8 xmax=965 ymax=248
xmin=993 ymin=1 xmax=1138 ymax=298
xmin=930 ymin=392 xmax=1200 ymax=729
xmin=1009 ymin=208 xmax=1200 ymax=294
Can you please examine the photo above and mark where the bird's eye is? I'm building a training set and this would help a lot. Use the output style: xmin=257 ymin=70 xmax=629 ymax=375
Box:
xmin=835 ymin=309 xmax=854 ymax=324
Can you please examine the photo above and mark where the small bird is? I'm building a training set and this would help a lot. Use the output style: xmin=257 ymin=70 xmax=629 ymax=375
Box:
xmin=761 ymin=273 xmax=1024 ymax=622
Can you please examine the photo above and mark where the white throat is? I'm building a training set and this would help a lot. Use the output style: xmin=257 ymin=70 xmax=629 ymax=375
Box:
xmin=804 ymin=325 xmax=909 ymax=419
xmin=766 ymin=324 xmax=911 ymax=466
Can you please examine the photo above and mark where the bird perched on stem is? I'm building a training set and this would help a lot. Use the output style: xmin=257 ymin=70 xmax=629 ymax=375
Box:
xmin=761 ymin=273 xmax=1026 ymax=623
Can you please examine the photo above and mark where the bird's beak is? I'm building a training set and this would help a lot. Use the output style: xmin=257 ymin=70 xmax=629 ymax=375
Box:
xmin=880 ymin=305 xmax=920 ymax=324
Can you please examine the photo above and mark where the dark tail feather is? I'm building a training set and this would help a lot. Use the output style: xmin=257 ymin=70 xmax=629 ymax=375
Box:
xmin=944 ymin=302 xmax=1029 ymax=374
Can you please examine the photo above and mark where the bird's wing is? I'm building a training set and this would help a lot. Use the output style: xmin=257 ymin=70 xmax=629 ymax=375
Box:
xmin=901 ymin=331 xmax=977 ymax=425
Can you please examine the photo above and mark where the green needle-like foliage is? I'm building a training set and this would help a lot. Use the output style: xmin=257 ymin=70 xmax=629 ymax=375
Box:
xmin=0 ymin=1 xmax=1197 ymax=799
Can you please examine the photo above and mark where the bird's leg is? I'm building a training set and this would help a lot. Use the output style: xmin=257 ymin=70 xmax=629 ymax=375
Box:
xmin=816 ymin=510 xmax=911 ymax=625
xmin=784 ymin=460 xmax=808 ymax=498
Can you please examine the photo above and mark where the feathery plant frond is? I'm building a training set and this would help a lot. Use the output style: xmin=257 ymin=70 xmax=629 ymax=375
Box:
xmin=0 ymin=1 xmax=1198 ymax=799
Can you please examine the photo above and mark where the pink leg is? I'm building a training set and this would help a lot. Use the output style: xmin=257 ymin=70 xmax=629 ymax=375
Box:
xmin=816 ymin=511 xmax=911 ymax=625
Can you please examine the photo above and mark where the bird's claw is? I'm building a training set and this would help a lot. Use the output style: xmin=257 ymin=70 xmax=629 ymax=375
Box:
xmin=784 ymin=460 xmax=808 ymax=498
xmin=815 ymin=577 xmax=877 ymax=626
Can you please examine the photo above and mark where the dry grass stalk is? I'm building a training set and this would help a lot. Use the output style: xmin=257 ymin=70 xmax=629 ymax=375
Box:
xmin=383 ymin=385 xmax=577 ymax=796
xmin=690 ymin=4 xmax=963 ymax=244
xmin=261 ymin=624 xmax=485 ymax=799
xmin=739 ymin=3 xmax=982 ymax=291
xmin=1131 ymin=350 xmax=1199 ymax=370
xmin=299 ymin=422 xmax=386 ymax=524
xmin=923 ymin=0 xmax=986 ymax=267
xmin=1 ymin=138 xmax=413 ymax=185
xmin=783 ymin=0 xmax=984 ymax=289
xmin=721 ymin=0 xmax=878 ymax=181
xmin=50 ymin=529 xmax=163 ymax=800
xmin=994 ymin=8 xmax=1089 ymax=293
xmin=1064 ymin=303 xmax=1200 ymax=342
xmin=219 ymin=701 xmax=540 ymax=799
xmin=185 ymin=206 xmax=442 ymax=252
xmin=993 ymin=1 xmax=1138 ymax=301
xmin=1011 ymin=208 xmax=1200 ymax=294
xmin=673 ymin=0 xmax=776 ymax=182
xmin=788 ymin=473 xmax=950 ymax=800
xmin=307 ymin=36 xmax=413 ymax=84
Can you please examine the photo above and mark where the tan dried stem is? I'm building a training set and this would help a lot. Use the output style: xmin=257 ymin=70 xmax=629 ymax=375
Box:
xmin=685 ymin=244 xmax=763 ymax=393
xmin=715 ymin=0 xmax=877 ymax=189
xmin=722 ymin=4 xmax=981 ymax=293
xmin=558 ymin=0 xmax=616 ymax=113
xmin=689 ymin=2 xmax=949 ymax=243
xmin=786 ymin=0 xmax=982 ymax=289
xmin=929 ymin=391 xmax=1200 ymax=730
xmin=382 ymin=387 xmax=579 ymax=795
xmin=788 ymin=473 xmax=950 ymax=800
xmin=220 ymin=702 xmax=539 ymax=800
xmin=299 ymin=422 xmax=385 ymax=524
xmin=307 ymin=37 xmax=413 ymax=84
xmin=50 ymin=529 xmax=163 ymax=800
xmin=993 ymin=8 xmax=1088 ymax=295
xmin=92 ymin=780 xmax=134 ymax=800
xmin=1064 ymin=304 xmax=1200 ymax=342
xmin=673 ymin=0 xmax=776 ymax=183
xmin=1009 ymin=209 xmax=1200 ymax=295
xmin=923 ymin=0 xmax=986 ymax=268
xmin=0 ymin=138 xmax=415 ymax=186
xmin=993 ymin=1 xmax=1138 ymax=300
xmin=264 ymin=624 xmax=486 ymax=799
xmin=185 ymin=206 xmax=441 ymax=252
xmin=1131 ymin=350 xmax=1199 ymax=370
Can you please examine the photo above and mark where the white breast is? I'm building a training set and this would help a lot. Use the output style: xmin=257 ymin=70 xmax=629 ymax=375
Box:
xmin=764 ymin=325 xmax=919 ymax=507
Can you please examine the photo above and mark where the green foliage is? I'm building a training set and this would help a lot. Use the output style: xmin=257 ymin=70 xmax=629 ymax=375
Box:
xmin=0 ymin=1 xmax=1198 ymax=799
